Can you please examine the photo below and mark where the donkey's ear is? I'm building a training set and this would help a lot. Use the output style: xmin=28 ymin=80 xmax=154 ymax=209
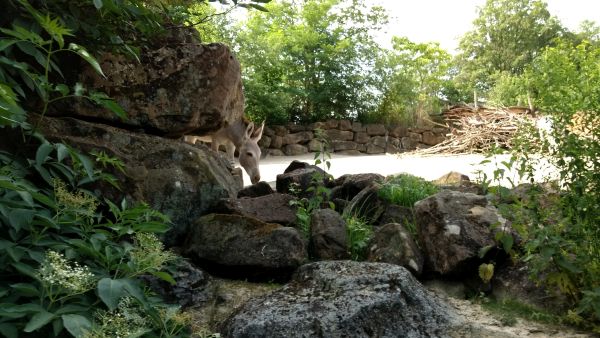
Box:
xmin=244 ymin=122 xmax=255 ymax=140
xmin=252 ymin=121 xmax=265 ymax=140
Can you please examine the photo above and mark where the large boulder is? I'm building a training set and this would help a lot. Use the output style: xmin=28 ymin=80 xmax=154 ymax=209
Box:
xmin=36 ymin=116 xmax=241 ymax=247
xmin=220 ymin=261 xmax=461 ymax=337
xmin=331 ymin=173 xmax=384 ymax=201
xmin=237 ymin=181 xmax=274 ymax=198
xmin=139 ymin=259 xmax=212 ymax=308
xmin=415 ymin=190 xmax=507 ymax=275
xmin=343 ymin=183 xmax=386 ymax=223
xmin=309 ymin=209 xmax=349 ymax=260
xmin=367 ymin=223 xmax=424 ymax=276
xmin=276 ymin=161 xmax=332 ymax=197
xmin=183 ymin=214 xmax=307 ymax=280
xmin=215 ymin=193 xmax=297 ymax=227
xmin=71 ymin=30 xmax=244 ymax=136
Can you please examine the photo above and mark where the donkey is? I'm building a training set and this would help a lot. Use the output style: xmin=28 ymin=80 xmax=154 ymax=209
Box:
xmin=184 ymin=119 xmax=265 ymax=184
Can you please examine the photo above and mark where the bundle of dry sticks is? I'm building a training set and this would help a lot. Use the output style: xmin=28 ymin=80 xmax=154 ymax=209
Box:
xmin=419 ymin=105 xmax=534 ymax=154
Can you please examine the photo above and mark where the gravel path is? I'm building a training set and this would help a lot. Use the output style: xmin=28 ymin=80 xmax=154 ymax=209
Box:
xmin=241 ymin=152 xmax=557 ymax=187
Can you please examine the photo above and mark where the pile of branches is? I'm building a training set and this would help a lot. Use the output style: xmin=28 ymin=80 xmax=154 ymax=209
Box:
xmin=419 ymin=105 xmax=534 ymax=154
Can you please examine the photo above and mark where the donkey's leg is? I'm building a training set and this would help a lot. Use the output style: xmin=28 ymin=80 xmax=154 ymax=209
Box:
xmin=225 ymin=141 xmax=236 ymax=167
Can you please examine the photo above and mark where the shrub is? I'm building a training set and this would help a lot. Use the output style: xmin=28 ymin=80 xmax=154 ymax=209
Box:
xmin=378 ymin=173 xmax=439 ymax=208
xmin=0 ymin=140 xmax=190 ymax=337
xmin=344 ymin=214 xmax=373 ymax=261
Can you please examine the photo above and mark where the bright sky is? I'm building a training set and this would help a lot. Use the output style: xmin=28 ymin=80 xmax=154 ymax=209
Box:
xmin=372 ymin=0 xmax=600 ymax=52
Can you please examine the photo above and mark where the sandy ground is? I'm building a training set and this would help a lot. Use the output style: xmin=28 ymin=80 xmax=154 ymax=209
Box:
xmin=239 ymin=152 xmax=558 ymax=187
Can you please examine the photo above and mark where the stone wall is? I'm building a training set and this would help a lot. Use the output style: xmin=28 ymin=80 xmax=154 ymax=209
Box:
xmin=258 ymin=120 xmax=449 ymax=156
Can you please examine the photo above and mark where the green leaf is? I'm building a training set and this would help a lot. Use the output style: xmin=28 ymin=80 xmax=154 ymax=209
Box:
xmin=556 ymin=256 xmax=583 ymax=274
xmin=73 ymin=83 xmax=85 ymax=96
xmin=97 ymin=278 xmax=125 ymax=311
xmin=478 ymin=244 xmax=494 ymax=258
xmin=150 ymin=271 xmax=176 ymax=285
xmin=54 ymin=84 xmax=69 ymax=96
xmin=24 ymin=310 xmax=54 ymax=332
xmin=11 ymin=262 xmax=37 ymax=279
xmin=10 ymin=283 xmax=40 ymax=297
xmin=75 ymin=152 xmax=94 ymax=180
xmin=98 ymin=98 xmax=127 ymax=120
xmin=500 ymin=233 xmax=514 ymax=253
xmin=68 ymin=43 xmax=105 ymax=78
xmin=16 ymin=190 xmax=34 ymax=207
xmin=62 ymin=314 xmax=91 ymax=338
xmin=0 ymin=323 xmax=17 ymax=338
xmin=36 ymin=142 xmax=54 ymax=165
xmin=8 ymin=208 xmax=34 ymax=231
xmin=15 ymin=42 xmax=47 ymax=70
xmin=93 ymin=0 xmax=103 ymax=9
xmin=0 ymin=39 xmax=18 ymax=52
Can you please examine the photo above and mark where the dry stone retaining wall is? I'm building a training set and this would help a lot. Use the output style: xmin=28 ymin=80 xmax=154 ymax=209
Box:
xmin=260 ymin=120 xmax=449 ymax=156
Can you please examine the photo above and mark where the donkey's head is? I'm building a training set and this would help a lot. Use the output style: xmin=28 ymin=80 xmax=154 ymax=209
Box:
xmin=239 ymin=121 xmax=265 ymax=184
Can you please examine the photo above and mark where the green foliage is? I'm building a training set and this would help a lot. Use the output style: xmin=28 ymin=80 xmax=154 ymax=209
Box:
xmin=373 ymin=37 xmax=452 ymax=125
xmin=454 ymin=0 xmax=564 ymax=95
xmin=0 ymin=0 xmax=126 ymax=129
xmin=0 ymin=141 xmax=190 ymax=337
xmin=378 ymin=173 xmax=439 ymax=208
xmin=230 ymin=0 xmax=388 ymax=123
xmin=343 ymin=214 xmax=372 ymax=261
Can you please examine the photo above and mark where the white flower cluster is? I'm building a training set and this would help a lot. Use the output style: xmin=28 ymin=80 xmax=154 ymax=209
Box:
xmin=86 ymin=297 xmax=149 ymax=338
xmin=38 ymin=250 xmax=95 ymax=293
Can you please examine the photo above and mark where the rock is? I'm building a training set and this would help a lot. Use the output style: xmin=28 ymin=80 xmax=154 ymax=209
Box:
xmin=338 ymin=119 xmax=352 ymax=131
xmin=276 ymin=161 xmax=332 ymax=197
xmin=220 ymin=261 xmax=461 ymax=337
xmin=422 ymin=131 xmax=445 ymax=145
xmin=215 ymin=193 xmax=297 ymax=227
xmin=270 ymin=135 xmax=283 ymax=149
xmin=307 ymin=138 xmax=323 ymax=152
xmin=379 ymin=204 xmax=414 ymax=226
xmin=237 ymin=181 xmax=274 ymax=198
xmin=492 ymin=262 xmax=570 ymax=314
xmin=343 ymin=183 xmax=385 ymax=223
xmin=257 ymin=135 xmax=271 ymax=148
xmin=434 ymin=171 xmax=471 ymax=186
xmin=36 ymin=116 xmax=241 ymax=247
xmin=272 ymin=125 xmax=287 ymax=137
xmin=323 ymin=119 xmax=339 ymax=129
xmin=268 ymin=149 xmax=285 ymax=156
xmin=309 ymin=209 xmax=350 ymax=260
xmin=401 ymin=136 xmax=417 ymax=150
xmin=352 ymin=121 xmax=366 ymax=132
xmin=353 ymin=131 xmax=370 ymax=144
xmin=389 ymin=125 xmax=408 ymax=138
xmin=366 ymin=143 xmax=385 ymax=154
xmin=287 ymin=123 xmax=306 ymax=133
xmin=331 ymin=173 xmax=384 ymax=201
xmin=283 ymin=144 xmax=309 ymax=156
xmin=370 ymin=135 xmax=387 ymax=148
xmin=409 ymin=132 xmax=422 ymax=142
xmin=282 ymin=131 xmax=313 ymax=145
xmin=139 ymin=259 xmax=212 ymax=308
xmin=414 ymin=190 xmax=506 ymax=275
xmin=73 ymin=36 xmax=244 ymax=136
xmin=366 ymin=124 xmax=387 ymax=136
xmin=325 ymin=129 xmax=354 ymax=141
xmin=331 ymin=140 xmax=358 ymax=151
xmin=183 ymin=214 xmax=307 ymax=280
xmin=263 ymin=126 xmax=275 ymax=137
xmin=368 ymin=223 xmax=424 ymax=276
xmin=336 ymin=150 xmax=363 ymax=156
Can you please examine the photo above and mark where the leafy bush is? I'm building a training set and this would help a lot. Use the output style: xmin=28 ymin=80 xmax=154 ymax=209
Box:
xmin=343 ymin=214 xmax=372 ymax=261
xmin=0 ymin=140 xmax=191 ymax=337
xmin=378 ymin=173 xmax=439 ymax=208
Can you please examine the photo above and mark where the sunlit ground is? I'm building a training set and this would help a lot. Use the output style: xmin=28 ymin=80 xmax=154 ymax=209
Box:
xmin=238 ymin=152 xmax=559 ymax=187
